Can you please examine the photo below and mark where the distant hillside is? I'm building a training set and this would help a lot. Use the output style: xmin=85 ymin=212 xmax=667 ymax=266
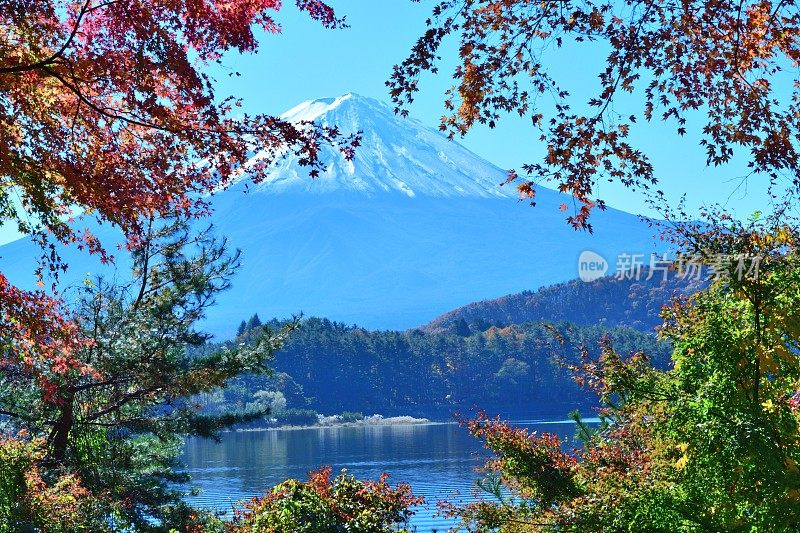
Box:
xmin=197 ymin=316 xmax=672 ymax=422
xmin=424 ymin=273 xmax=707 ymax=334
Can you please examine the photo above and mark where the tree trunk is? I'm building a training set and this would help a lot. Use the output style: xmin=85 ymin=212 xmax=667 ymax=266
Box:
xmin=49 ymin=393 xmax=74 ymax=463
xmin=753 ymin=295 xmax=761 ymax=407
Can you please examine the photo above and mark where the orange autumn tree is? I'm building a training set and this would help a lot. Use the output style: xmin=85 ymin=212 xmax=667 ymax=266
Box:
xmin=0 ymin=0 xmax=355 ymax=367
xmin=390 ymin=0 xmax=800 ymax=231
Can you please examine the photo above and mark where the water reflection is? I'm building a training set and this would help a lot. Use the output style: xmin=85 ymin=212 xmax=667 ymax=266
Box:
xmin=183 ymin=421 xmax=583 ymax=531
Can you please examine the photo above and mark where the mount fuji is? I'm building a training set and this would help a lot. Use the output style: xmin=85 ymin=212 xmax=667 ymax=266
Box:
xmin=0 ymin=93 xmax=663 ymax=338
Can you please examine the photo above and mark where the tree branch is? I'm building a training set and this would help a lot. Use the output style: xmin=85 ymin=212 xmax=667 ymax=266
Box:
xmin=0 ymin=0 xmax=92 ymax=75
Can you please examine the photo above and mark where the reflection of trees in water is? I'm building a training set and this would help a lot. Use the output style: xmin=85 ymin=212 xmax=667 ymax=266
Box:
xmin=185 ymin=422 xmax=583 ymax=528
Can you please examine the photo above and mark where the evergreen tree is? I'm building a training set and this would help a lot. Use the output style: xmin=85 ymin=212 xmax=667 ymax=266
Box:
xmin=0 ymin=219 xmax=295 ymax=530
xmin=247 ymin=313 xmax=263 ymax=331
xmin=450 ymin=318 xmax=472 ymax=337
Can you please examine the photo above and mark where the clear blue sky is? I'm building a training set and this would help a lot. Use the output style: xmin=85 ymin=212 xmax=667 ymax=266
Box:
xmin=216 ymin=0 xmax=770 ymax=219
xmin=0 ymin=1 xmax=770 ymax=245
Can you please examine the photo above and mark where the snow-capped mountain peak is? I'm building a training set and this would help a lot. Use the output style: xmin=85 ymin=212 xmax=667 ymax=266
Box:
xmin=246 ymin=93 xmax=517 ymax=199
xmin=280 ymin=93 xmax=356 ymax=123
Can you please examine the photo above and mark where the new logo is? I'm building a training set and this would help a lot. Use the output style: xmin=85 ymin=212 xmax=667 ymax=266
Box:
xmin=578 ymin=250 xmax=608 ymax=282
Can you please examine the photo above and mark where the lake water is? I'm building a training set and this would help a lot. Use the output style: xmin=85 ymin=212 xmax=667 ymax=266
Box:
xmin=183 ymin=420 xmax=587 ymax=531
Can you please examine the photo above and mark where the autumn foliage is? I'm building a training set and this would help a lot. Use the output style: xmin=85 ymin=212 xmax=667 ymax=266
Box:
xmin=0 ymin=0 xmax=354 ymax=379
xmin=390 ymin=0 xmax=800 ymax=231
xmin=466 ymin=413 xmax=580 ymax=505
xmin=227 ymin=467 xmax=423 ymax=532
xmin=0 ymin=436 xmax=111 ymax=532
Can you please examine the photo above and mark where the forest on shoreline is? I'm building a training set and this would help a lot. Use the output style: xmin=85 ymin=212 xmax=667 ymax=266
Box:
xmin=196 ymin=313 xmax=672 ymax=427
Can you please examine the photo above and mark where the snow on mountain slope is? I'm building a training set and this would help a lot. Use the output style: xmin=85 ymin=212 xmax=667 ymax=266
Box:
xmin=0 ymin=94 xmax=664 ymax=339
xmin=241 ymin=93 xmax=516 ymax=199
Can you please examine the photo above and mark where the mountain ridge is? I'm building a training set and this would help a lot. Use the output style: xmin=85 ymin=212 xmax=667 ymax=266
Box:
xmin=423 ymin=273 xmax=707 ymax=335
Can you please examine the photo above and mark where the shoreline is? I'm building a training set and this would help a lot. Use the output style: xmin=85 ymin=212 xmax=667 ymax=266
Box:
xmin=232 ymin=415 xmax=452 ymax=432
xmin=220 ymin=415 xmax=598 ymax=434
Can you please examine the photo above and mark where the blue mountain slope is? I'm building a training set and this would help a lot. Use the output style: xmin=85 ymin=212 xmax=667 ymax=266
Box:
xmin=0 ymin=94 xmax=663 ymax=339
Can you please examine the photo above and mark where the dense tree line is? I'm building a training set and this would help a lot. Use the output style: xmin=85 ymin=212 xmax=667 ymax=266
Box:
xmin=203 ymin=316 xmax=671 ymax=420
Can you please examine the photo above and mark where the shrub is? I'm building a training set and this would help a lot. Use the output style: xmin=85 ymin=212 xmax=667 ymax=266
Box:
xmin=227 ymin=467 xmax=422 ymax=532
xmin=0 ymin=437 xmax=111 ymax=532
xmin=338 ymin=411 xmax=364 ymax=423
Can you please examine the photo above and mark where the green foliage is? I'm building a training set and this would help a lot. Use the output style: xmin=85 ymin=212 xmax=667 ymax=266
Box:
xmin=0 ymin=436 xmax=29 ymax=527
xmin=227 ymin=467 xmax=422 ymax=533
xmin=0 ymin=437 xmax=113 ymax=532
xmin=450 ymin=317 xmax=472 ymax=337
xmin=195 ymin=270 xmax=680 ymax=424
xmin=446 ymin=222 xmax=800 ymax=532
xmin=199 ymin=317 xmax=670 ymax=419
xmin=247 ymin=314 xmax=263 ymax=331
xmin=291 ymin=318 xmax=669 ymax=413
xmin=338 ymin=411 xmax=364 ymax=423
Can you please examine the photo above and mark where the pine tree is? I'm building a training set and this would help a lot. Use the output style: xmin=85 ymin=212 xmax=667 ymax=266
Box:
xmin=247 ymin=313 xmax=263 ymax=331
xmin=451 ymin=318 xmax=472 ymax=337
xmin=0 ymin=219 xmax=296 ymax=529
